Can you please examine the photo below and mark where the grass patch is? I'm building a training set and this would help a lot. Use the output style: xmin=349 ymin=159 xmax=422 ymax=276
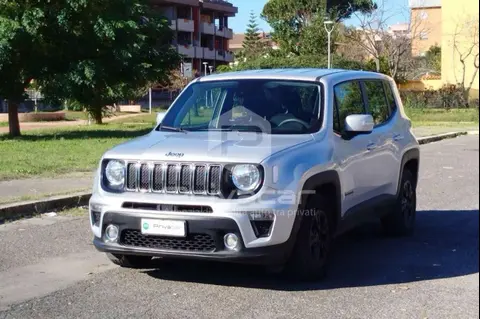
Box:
xmin=0 ymin=123 xmax=152 ymax=180
xmin=64 ymin=111 xmax=88 ymax=121
xmin=57 ymin=207 xmax=88 ymax=217
xmin=0 ymin=188 xmax=90 ymax=205
xmin=110 ymin=113 xmax=158 ymax=125
xmin=405 ymin=107 xmax=479 ymax=123
xmin=0 ymin=122 xmax=7 ymax=127
xmin=1 ymin=107 xmax=477 ymax=181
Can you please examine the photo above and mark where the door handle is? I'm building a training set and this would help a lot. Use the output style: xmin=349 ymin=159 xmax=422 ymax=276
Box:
xmin=393 ymin=133 xmax=404 ymax=141
xmin=367 ymin=142 xmax=377 ymax=151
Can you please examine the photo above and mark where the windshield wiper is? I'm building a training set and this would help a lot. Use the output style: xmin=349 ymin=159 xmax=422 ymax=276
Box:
xmin=158 ymin=124 xmax=188 ymax=134
xmin=194 ymin=126 xmax=264 ymax=133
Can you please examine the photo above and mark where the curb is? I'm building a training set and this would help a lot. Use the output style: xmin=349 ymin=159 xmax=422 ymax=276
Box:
xmin=417 ymin=131 xmax=469 ymax=145
xmin=0 ymin=192 xmax=91 ymax=223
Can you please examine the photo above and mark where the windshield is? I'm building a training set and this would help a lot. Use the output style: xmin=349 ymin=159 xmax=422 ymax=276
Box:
xmin=158 ymin=79 xmax=323 ymax=134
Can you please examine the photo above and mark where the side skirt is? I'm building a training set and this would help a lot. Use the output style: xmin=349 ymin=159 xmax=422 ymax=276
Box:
xmin=335 ymin=194 xmax=397 ymax=237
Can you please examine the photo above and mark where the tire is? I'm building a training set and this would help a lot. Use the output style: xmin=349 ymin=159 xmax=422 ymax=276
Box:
xmin=285 ymin=195 xmax=332 ymax=281
xmin=381 ymin=169 xmax=417 ymax=236
xmin=106 ymin=253 xmax=153 ymax=269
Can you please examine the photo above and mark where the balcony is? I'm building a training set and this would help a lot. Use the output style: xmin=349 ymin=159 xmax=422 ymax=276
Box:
xmin=203 ymin=48 xmax=216 ymax=60
xmin=224 ymin=51 xmax=234 ymax=62
xmin=178 ymin=44 xmax=195 ymax=58
xmin=195 ymin=46 xmax=204 ymax=59
xmin=201 ymin=22 xmax=215 ymax=35
xmin=215 ymin=50 xmax=224 ymax=61
xmin=169 ymin=20 xmax=176 ymax=30
xmin=223 ymin=28 xmax=233 ymax=39
xmin=177 ymin=19 xmax=194 ymax=32
xmin=202 ymin=0 xmax=238 ymax=15
xmin=215 ymin=27 xmax=225 ymax=38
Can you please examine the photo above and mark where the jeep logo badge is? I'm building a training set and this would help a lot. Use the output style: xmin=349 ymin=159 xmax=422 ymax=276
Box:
xmin=165 ymin=151 xmax=184 ymax=158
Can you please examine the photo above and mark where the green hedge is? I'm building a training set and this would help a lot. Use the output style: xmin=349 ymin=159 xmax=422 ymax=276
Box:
xmin=221 ymin=54 xmax=369 ymax=72
xmin=400 ymin=86 xmax=479 ymax=109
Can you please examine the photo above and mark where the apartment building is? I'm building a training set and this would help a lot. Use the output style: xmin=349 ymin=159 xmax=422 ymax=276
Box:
xmin=152 ymin=0 xmax=238 ymax=74
xmin=409 ymin=0 xmax=442 ymax=56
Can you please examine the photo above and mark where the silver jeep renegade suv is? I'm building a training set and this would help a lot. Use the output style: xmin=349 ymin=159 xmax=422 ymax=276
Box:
xmin=90 ymin=68 xmax=420 ymax=281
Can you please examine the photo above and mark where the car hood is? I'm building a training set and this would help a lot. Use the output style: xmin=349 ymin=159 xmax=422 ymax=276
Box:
xmin=103 ymin=130 xmax=314 ymax=163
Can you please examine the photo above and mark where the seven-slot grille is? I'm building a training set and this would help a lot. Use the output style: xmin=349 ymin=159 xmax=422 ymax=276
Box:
xmin=125 ymin=162 xmax=223 ymax=195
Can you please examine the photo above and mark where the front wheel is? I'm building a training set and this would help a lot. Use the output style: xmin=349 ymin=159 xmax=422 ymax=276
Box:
xmin=382 ymin=169 xmax=417 ymax=236
xmin=106 ymin=253 xmax=153 ymax=269
xmin=285 ymin=195 xmax=332 ymax=281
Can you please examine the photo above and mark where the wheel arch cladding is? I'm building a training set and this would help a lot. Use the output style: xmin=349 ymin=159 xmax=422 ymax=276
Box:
xmin=299 ymin=170 xmax=342 ymax=234
xmin=400 ymin=148 xmax=420 ymax=190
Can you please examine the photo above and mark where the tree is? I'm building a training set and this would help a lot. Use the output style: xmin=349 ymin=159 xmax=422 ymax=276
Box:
xmin=0 ymin=1 xmax=58 ymax=137
xmin=242 ymin=11 xmax=267 ymax=59
xmin=425 ymin=45 xmax=442 ymax=73
xmin=37 ymin=0 xmax=180 ymax=124
xmin=261 ymin=0 xmax=374 ymax=55
xmin=449 ymin=15 xmax=479 ymax=104
xmin=1 ymin=1 xmax=180 ymax=134
xmin=344 ymin=0 xmax=426 ymax=81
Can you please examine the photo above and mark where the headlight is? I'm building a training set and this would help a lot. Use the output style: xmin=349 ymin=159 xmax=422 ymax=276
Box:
xmin=105 ymin=160 xmax=125 ymax=189
xmin=231 ymin=164 xmax=261 ymax=192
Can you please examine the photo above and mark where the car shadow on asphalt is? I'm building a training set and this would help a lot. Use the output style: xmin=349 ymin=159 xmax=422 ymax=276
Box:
xmin=144 ymin=210 xmax=479 ymax=291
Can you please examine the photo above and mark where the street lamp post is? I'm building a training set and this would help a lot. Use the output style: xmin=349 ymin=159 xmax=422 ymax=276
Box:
xmin=208 ymin=65 xmax=214 ymax=106
xmin=324 ymin=19 xmax=335 ymax=69
xmin=202 ymin=62 xmax=208 ymax=76
xmin=148 ymin=87 xmax=152 ymax=114
xmin=202 ymin=62 xmax=209 ymax=106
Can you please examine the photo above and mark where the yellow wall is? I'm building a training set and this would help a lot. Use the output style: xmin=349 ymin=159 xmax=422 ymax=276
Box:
xmin=441 ymin=0 xmax=479 ymax=97
xmin=411 ymin=7 xmax=442 ymax=56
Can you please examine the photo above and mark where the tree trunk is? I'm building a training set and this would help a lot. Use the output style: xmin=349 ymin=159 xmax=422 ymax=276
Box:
xmin=464 ymin=88 xmax=470 ymax=108
xmin=91 ymin=107 xmax=103 ymax=124
xmin=375 ymin=58 xmax=380 ymax=72
xmin=7 ymin=100 xmax=21 ymax=137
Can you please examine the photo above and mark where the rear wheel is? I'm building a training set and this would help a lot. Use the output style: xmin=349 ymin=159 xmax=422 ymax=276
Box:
xmin=285 ymin=195 xmax=332 ymax=281
xmin=382 ymin=169 xmax=417 ymax=236
xmin=106 ymin=253 xmax=153 ymax=269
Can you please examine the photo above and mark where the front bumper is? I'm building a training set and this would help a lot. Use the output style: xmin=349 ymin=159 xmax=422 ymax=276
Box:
xmin=93 ymin=212 xmax=291 ymax=265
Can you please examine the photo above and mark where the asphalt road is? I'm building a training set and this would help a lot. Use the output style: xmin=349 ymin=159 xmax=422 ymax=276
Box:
xmin=0 ymin=135 xmax=478 ymax=319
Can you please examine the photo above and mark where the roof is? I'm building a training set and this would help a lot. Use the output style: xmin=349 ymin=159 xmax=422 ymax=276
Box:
xmin=389 ymin=23 xmax=410 ymax=32
xmin=409 ymin=0 xmax=441 ymax=8
xmin=229 ymin=32 xmax=275 ymax=50
xmin=195 ymin=68 xmax=385 ymax=82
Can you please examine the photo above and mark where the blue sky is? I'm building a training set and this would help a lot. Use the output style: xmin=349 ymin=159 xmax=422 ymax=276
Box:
xmin=228 ymin=0 xmax=410 ymax=33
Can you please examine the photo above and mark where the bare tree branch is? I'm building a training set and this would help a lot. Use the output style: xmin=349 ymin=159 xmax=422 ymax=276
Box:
xmin=450 ymin=14 xmax=479 ymax=102
xmin=342 ymin=0 xmax=429 ymax=80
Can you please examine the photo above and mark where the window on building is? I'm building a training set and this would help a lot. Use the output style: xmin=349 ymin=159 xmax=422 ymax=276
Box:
xmin=333 ymin=81 xmax=365 ymax=133
xmin=419 ymin=31 xmax=429 ymax=40
xmin=419 ymin=11 xmax=429 ymax=20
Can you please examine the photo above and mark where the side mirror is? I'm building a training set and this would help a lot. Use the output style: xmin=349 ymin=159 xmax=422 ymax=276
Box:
xmin=344 ymin=114 xmax=374 ymax=135
xmin=156 ymin=112 xmax=165 ymax=125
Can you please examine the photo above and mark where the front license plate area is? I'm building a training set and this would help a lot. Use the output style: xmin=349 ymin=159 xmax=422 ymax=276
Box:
xmin=140 ymin=219 xmax=186 ymax=237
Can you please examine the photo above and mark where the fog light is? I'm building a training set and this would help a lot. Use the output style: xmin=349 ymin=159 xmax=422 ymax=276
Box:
xmin=105 ymin=225 xmax=119 ymax=242
xmin=224 ymin=233 xmax=240 ymax=251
